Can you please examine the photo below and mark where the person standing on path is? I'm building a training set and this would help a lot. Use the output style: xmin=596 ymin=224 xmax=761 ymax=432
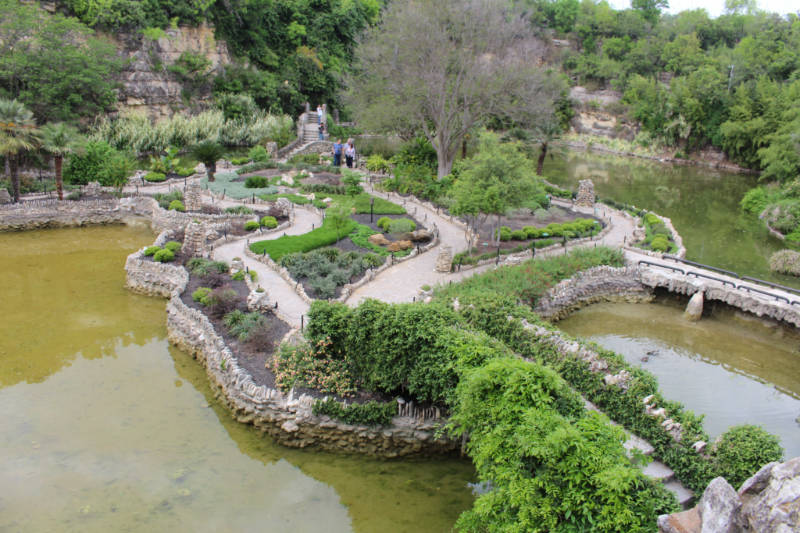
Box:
xmin=332 ymin=138 xmax=343 ymax=167
xmin=344 ymin=138 xmax=356 ymax=168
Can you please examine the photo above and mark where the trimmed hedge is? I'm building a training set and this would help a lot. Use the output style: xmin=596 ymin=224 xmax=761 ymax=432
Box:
xmin=249 ymin=217 xmax=357 ymax=260
xmin=312 ymin=398 xmax=396 ymax=426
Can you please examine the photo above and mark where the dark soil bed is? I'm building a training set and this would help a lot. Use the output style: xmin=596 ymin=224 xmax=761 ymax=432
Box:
xmin=300 ymin=172 xmax=341 ymax=186
xmin=180 ymin=273 xmax=289 ymax=389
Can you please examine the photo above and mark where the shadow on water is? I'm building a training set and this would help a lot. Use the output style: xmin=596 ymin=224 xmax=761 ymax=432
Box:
xmin=556 ymin=296 xmax=800 ymax=457
xmin=0 ymin=226 xmax=473 ymax=533
xmin=541 ymin=149 xmax=800 ymax=289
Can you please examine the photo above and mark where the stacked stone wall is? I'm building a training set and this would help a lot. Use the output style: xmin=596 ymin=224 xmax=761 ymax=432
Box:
xmin=0 ymin=199 xmax=129 ymax=231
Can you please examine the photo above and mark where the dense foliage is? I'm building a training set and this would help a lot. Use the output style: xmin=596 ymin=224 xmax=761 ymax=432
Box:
xmin=0 ymin=0 xmax=121 ymax=123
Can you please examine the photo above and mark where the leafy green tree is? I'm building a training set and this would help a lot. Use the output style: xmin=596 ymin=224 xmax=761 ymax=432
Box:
xmin=190 ymin=140 xmax=225 ymax=181
xmin=349 ymin=0 xmax=559 ymax=179
xmin=62 ymin=140 xmax=134 ymax=188
xmin=0 ymin=0 xmax=121 ymax=123
xmin=661 ymin=33 xmax=707 ymax=75
xmin=632 ymin=0 xmax=668 ymax=25
xmin=533 ymin=118 xmax=564 ymax=176
xmin=0 ymin=99 xmax=40 ymax=203
xmin=450 ymin=133 xmax=543 ymax=244
xmin=40 ymin=123 xmax=83 ymax=201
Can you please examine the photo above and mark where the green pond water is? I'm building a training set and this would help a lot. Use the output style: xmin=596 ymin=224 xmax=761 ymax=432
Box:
xmin=557 ymin=298 xmax=800 ymax=458
xmin=0 ymin=225 xmax=474 ymax=532
xmin=542 ymin=149 xmax=800 ymax=289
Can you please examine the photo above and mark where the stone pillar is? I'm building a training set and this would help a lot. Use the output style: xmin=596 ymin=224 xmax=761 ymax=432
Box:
xmin=182 ymin=220 xmax=207 ymax=258
xmin=265 ymin=142 xmax=278 ymax=158
xmin=685 ymin=290 xmax=704 ymax=321
xmin=575 ymin=179 xmax=595 ymax=207
xmin=435 ymin=245 xmax=453 ymax=273
xmin=184 ymin=182 xmax=202 ymax=212
xmin=0 ymin=189 xmax=11 ymax=204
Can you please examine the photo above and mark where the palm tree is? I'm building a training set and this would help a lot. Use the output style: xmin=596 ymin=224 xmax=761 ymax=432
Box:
xmin=533 ymin=119 xmax=563 ymax=176
xmin=190 ymin=140 xmax=225 ymax=182
xmin=40 ymin=122 xmax=82 ymax=201
xmin=0 ymin=99 xmax=40 ymax=203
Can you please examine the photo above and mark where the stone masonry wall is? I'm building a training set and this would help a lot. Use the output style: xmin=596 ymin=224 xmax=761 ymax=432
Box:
xmin=166 ymin=292 xmax=458 ymax=457
xmin=534 ymin=265 xmax=654 ymax=321
xmin=124 ymin=229 xmax=189 ymax=297
xmin=0 ymin=199 xmax=129 ymax=231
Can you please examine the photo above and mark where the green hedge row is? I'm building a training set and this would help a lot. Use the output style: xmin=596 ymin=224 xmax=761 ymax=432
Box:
xmin=312 ymin=398 xmax=395 ymax=427
xmin=249 ymin=217 xmax=357 ymax=260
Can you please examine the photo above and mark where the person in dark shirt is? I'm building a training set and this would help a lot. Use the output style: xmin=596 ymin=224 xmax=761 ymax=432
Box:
xmin=332 ymin=139 xmax=343 ymax=166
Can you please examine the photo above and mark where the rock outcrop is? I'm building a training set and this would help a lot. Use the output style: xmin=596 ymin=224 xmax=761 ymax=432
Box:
xmin=658 ymin=457 xmax=800 ymax=533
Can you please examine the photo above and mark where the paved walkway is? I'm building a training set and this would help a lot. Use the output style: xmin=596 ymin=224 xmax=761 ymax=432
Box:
xmin=211 ymin=206 xmax=321 ymax=328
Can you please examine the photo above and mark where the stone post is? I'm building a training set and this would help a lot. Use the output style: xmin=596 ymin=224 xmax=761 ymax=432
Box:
xmin=575 ymin=179 xmax=596 ymax=207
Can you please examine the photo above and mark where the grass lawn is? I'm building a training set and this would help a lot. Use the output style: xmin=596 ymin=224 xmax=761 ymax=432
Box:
xmin=250 ymin=217 xmax=358 ymax=260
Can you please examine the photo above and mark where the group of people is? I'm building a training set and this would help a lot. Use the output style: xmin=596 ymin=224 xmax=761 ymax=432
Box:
xmin=316 ymin=104 xmax=356 ymax=168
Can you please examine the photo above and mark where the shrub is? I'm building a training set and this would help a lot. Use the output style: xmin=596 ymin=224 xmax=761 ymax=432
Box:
xmin=152 ymin=248 xmax=175 ymax=262
xmin=223 ymin=310 xmax=268 ymax=342
xmin=152 ymin=189 xmax=183 ymax=210
xmin=376 ymin=217 xmax=392 ymax=231
xmin=770 ymin=249 xmax=800 ymax=276
xmin=712 ymin=425 xmax=784 ymax=489
xmin=387 ymin=218 xmax=416 ymax=233
xmin=644 ymin=213 xmax=661 ymax=226
xmin=235 ymin=161 xmax=278 ymax=175
xmin=365 ymin=154 xmax=390 ymax=173
xmin=192 ymin=287 xmax=212 ymax=305
xmin=260 ymin=215 xmax=278 ymax=229
xmin=143 ymin=245 xmax=160 ymax=256
xmin=186 ymin=258 xmax=229 ymax=276
xmin=740 ymin=187 xmax=769 ymax=215
xmin=497 ymin=226 xmax=512 ymax=241
xmin=248 ymin=145 xmax=269 ymax=162
xmin=231 ymin=270 xmax=246 ymax=281
xmin=224 ymin=206 xmax=254 ymax=214
xmin=164 ymin=241 xmax=182 ymax=253
xmin=176 ymin=166 xmax=195 ymax=177
xmin=363 ymin=253 xmax=384 ymax=268
xmin=205 ymin=287 xmax=241 ymax=318
xmin=230 ymin=156 xmax=250 ymax=165
xmin=650 ymin=235 xmax=670 ymax=252
xmin=64 ymin=140 xmax=134 ymax=187
xmin=271 ymin=339 xmax=358 ymax=397
xmin=244 ymin=221 xmax=260 ymax=231
xmin=144 ymin=171 xmax=166 ymax=182
xmin=245 ymin=175 xmax=269 ymax=188
xmin=289 ymin=153 xmax=320 ymax=165
xmin=510 ymin=229 xmax=527 ymax=240
xmin=312 ymin=399 xmax=395 ymax=426
xmin=342 ymin=172 xmax=363 ymax=196
xmin=168 ymin=200 xmax=185 ymax=212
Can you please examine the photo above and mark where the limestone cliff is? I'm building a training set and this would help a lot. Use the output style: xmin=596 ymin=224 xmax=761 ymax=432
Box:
xmin=108 ymin=23 xmax=233 ymax=119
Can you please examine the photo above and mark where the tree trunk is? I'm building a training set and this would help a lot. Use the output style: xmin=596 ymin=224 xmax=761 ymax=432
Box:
xmin=536 ymin=142 xmax=548 ymax=176
xmin=208 ymin=161 xmax=216 ymax=182
xmin=10 ymin=155 xmax=20 ymax=203
xmin=55 ymin=155 xmax=63 ymax=200
xmin=436 ymin=149 xmax=454 ymax=180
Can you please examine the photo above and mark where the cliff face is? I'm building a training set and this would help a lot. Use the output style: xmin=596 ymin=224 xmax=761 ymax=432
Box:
xmin=110 ymin=23 xmax=233 ymax=119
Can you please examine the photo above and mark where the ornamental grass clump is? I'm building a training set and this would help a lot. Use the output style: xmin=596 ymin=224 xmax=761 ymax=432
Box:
xmin=769 ymin=249 xmax=800 ymax=276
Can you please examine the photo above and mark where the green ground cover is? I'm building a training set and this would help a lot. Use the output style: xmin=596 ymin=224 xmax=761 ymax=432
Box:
xmin=249 ymin=217 xmax=357 ymax=261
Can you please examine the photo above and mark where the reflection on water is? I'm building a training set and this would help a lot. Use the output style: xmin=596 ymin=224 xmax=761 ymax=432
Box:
xmin=542 ymin=150 xmax=800 ymax=289
xmin=557 ymin=299 xmax=800 ymax=457
xmin=0 ymin=226 xmax=473 ymax=532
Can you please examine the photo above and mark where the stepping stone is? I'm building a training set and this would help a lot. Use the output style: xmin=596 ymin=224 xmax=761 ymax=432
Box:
xmin=642 ymin=460 xmax=675 ymax=482
xmin=664 ymin=479 xmax=695 ymax=508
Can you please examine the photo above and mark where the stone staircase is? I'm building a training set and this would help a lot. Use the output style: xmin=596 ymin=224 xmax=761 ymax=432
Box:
xmin=586 ymin=399 xmax=695 ymax=508
xmin=302 ymin=112 xmax=324 ymax=143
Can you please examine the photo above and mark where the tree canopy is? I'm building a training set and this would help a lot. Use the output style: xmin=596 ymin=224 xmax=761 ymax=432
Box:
xmin=0 ymin=0 xmax=121 ymax=123
xmin=348 ymin=0 xmax=563 ymax=178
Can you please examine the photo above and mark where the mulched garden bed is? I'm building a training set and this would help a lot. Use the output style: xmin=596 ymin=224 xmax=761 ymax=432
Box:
xmin=235 ymin=168 xmax=284 ymax=179
xmin=180 ymin=272 xmax=289 ymax=389
xmin=299 ymin=172 xmax=341 ymax=186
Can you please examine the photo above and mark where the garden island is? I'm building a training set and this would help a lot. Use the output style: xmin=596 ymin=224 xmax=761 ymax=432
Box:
xmin=1 ymin=0 xmax=799 ymax=531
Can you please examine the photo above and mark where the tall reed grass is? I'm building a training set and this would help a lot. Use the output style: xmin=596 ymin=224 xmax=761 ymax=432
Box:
xmin=91 ymin=109 xmax=294 ymax=154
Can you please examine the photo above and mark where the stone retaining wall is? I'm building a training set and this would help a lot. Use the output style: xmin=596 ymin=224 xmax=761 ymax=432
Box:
xmin=535 ymin=266 xmax=654 ymax=320
xmin=124 ymin=230 xmax=189 ymax=297
xmin=166 ymin=289 xmax=457 ymax=456
xmin=0 ymin=199 xmax=129 ymax=231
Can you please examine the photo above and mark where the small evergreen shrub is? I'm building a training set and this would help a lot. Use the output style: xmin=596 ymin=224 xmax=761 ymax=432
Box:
xmin=176 ymin=166 xmax=195 ymax=176
xmin=144 ymin=245 xmax=161 ymax=256
xmin=244 ymin=221 xmax=260 ymax=231
xmin=260 ymin=215 xmax=278 ymax=229
xmin=192 ymin=287 xmax=212 ymax=305
xmin=511 ymin=229 xmax=527 ymax=240
xmin=365 ymin=154 xmax=390 ymax=173
xmin=712 ymin=425 xmax=784 ymax=489
xmin=164 ymin=241 xmax=182 ymax=253
xmin=376 ymin=217 xmax=392 ymax=231
xmin=650 ymin=235 xmax=670 ymax=252
xmin=387 ymin=218 xmax=416 ymax=233
xmin=186 ymin=258 xmax=229 ymax=276
xmin=231 ymin=270 xmax=246 ymax=281
xmin=248 ymin=145 xmax=269 ymax=162
xmin=497 ymin=226 xmax=512 ymax=242
xmin=312 ymin=398 xmax=395 ymax=426
xmin=144 ymin=172 xmax=167 ymax=182
xmin=153 ymin=248 xmax=175 ymax=262
xmin=230 ymin=157 xmax=251 ymax=165
xmin=245 ymin=175 xmax=269 ymax=188
xmin=168 ymin=200 xmax=185 ymax=212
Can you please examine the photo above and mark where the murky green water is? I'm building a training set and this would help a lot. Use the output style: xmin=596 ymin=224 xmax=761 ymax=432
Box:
xmin=0 ymin=226 xmax=473 ymax=532
xmin=557 ymin=299 xmax=800 ymax=457
xmin=542 ymin=150 xmax=800 ymax=289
